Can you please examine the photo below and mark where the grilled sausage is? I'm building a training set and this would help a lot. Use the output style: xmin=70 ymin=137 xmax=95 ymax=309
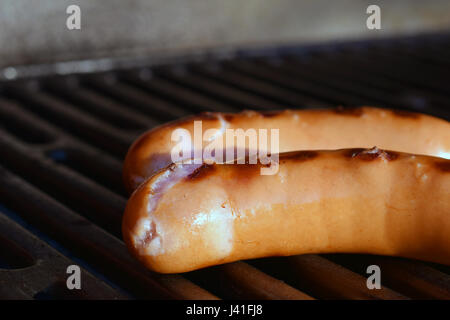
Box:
xmin=123 ymin=107 xmax=450 ymax=193
xmin=122 ymin=148 xmax=450 ymax=273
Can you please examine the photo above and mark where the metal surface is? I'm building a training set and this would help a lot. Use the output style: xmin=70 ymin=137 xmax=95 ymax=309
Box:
xmin=2 ymin=0 xmax=450 ymax=69
xmin=0 ymin=33 xmax=449 ymax=299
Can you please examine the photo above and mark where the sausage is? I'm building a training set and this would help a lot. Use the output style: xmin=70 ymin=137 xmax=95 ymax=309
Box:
xmin=122 ymin=148 xmax=450 ymax=273
xmin=123 ymin=107 xmax=450 ymax=193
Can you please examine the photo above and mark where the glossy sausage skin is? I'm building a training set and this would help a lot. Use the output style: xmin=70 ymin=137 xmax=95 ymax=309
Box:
xmin=122 ymin=148 xmax=450 ymax=273
xmin=123 ymin=107 xmax=450 ymax=193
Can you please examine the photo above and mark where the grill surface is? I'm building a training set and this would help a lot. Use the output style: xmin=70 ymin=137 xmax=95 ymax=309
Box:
xmin=0 ymin=33 xmax=450 ymax=300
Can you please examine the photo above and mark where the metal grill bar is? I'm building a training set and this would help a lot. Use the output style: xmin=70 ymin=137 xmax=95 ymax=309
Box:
xmin=189 ymin=63 xmax=330 ymax=108
xmin=0 ymin=212 xmax=127 ymax=300
xmin=44 ymin=77 xmax=157 ymax=131
xmin=4 ymin=83 xmax=134 ymax=158
xmin=283 ymin=53 xmax=450 ymax=114
xmin=0 ymin=166 xmax=217 ymax=300
xmin=223 ymin=60 xmax=371 ymax=106
xmin=152 ymin=67 xmax=286 ymax=110
xmin=327 ymin=254 xmax=450 ymax=299
xmin=121 ymin=70 xmax=239 ymax=112
xmin=82 ymin=74 xmax=192 ymax=120
xmin=187 ymin=261 xmax=315 ymax=300
xmin=322 ymin=49 xmax=450 ymax=100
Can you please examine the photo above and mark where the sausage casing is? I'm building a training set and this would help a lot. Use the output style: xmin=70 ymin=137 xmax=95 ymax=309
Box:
xmin=123 ymin=107 xmax=450 ymax=193
xmin=122 ymin=148 xmax=450 ymax=273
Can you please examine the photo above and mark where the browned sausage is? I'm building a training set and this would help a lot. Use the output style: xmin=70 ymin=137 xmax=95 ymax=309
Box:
xmin=122 ymin=148 xmax=450 ymax=273
xmin=123 ymin=107 xmax=450 ymax=193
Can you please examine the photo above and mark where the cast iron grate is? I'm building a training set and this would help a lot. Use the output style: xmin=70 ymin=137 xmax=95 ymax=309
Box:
xmin=0 ymin=33 xmax=449 ymax=299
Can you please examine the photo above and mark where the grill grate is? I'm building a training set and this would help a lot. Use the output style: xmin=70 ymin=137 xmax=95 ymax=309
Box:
xmin=0 ymin=33 xmax=450 ymax=300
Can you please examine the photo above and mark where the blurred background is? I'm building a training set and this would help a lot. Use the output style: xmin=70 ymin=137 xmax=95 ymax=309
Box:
xmin=1 ymin=0 xmax=450 ymax=68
